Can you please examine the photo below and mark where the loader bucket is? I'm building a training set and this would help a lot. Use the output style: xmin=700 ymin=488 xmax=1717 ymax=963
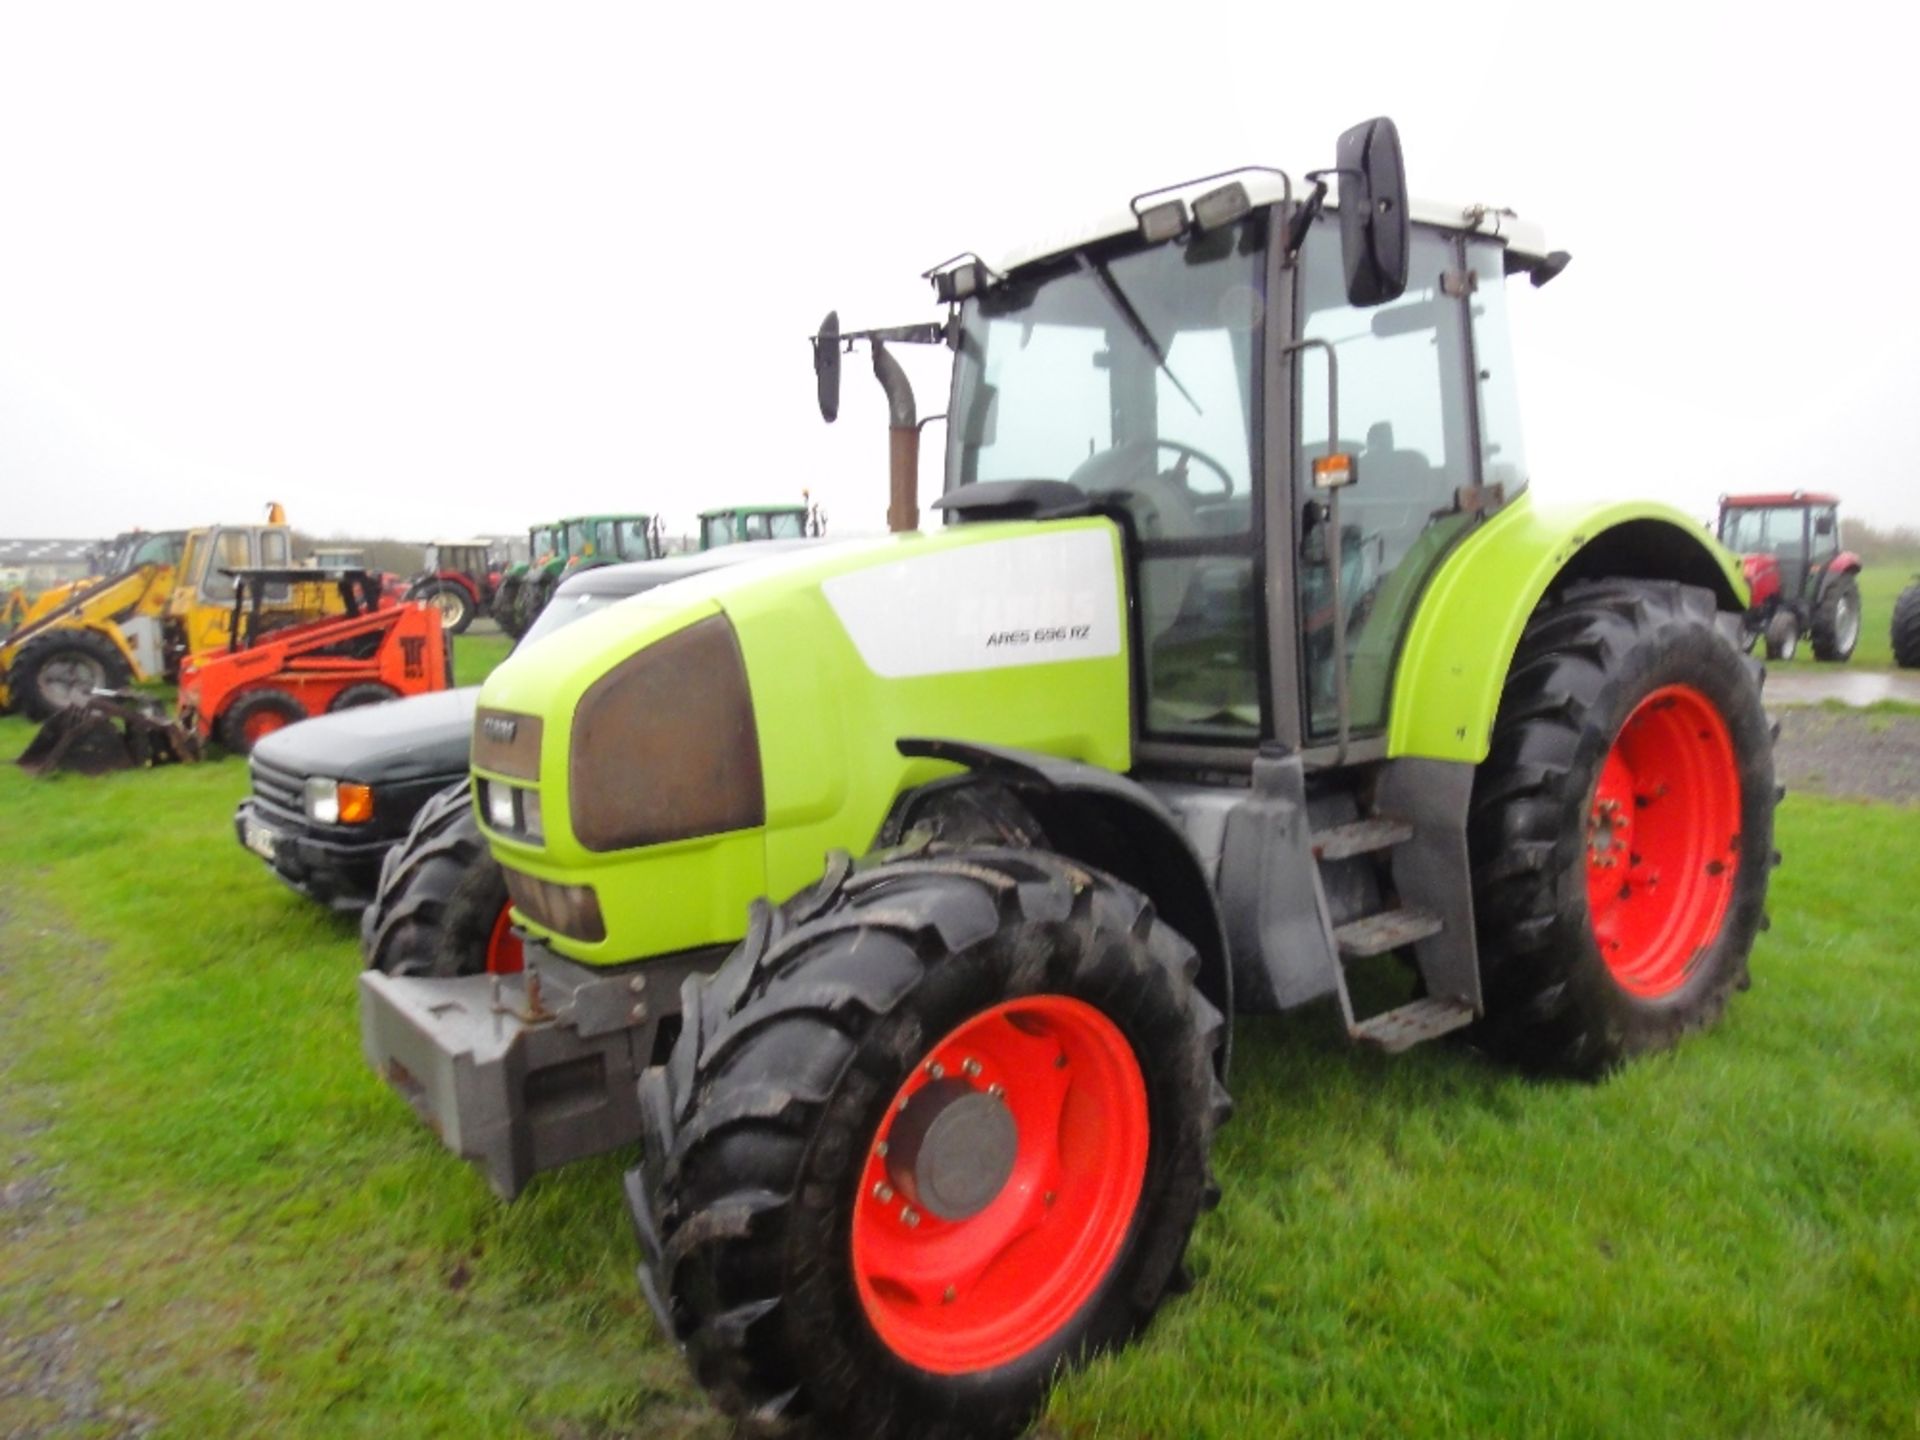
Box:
xmin=16 ymin=693 xmax=202 ymax=777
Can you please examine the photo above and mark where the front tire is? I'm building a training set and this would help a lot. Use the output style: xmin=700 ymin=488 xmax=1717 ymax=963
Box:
xmin=360 ymin=780 xmax=519 ymax=977
xmin=219 ymin=688 xmax=309 ymax=755
xmin=630 ymin=847 xmax=1227 ymax=1440
xmin=491 ymin=575 xmax=528 ymax=639
xmin=1810 ymin=572 xmax=1860 ymax=662
xmin=1763 ymin=608 xmax=1799 ymax=661
xmin=1468 ymin=580 xmax=1776 ymax=1077
xmin=11 ymin=629 xmax=134 ymax=720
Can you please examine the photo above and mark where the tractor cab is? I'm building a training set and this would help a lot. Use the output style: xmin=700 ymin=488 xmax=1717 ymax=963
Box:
xmin=405 ymin=540 xmax=501 ymax=634
xmin=821 ymin=128 xmax=1554 ymax=765
xmin=1716 ymin=492 xmax=1862 ymax=660
xmin=168 ymin=517 xmax=344 ymax=667
xmin=698 ymin=500 xmax=824 ymax=550
xmin=557 ymin=515 xmax=663 ymax=576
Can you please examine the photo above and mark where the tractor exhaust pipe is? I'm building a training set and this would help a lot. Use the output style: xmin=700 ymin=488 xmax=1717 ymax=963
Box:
xmin=873 ymin=341 xmax=919 ymax=534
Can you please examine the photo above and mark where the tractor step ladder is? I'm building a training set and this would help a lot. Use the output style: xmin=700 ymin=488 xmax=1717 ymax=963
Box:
xmin=1311 ymin=813 xmax=1476 ymax=1054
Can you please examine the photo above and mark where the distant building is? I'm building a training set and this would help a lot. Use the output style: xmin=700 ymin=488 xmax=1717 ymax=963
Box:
xmin=0 ymin=538 xmax=100 ymax=593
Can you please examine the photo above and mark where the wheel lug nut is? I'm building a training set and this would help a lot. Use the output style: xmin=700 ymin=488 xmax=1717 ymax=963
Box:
xmin=927 ymin=1061 xmax=945 ymax=1079
xmin=873 ymin=1181 xmax=894 ymax=1202
xmin=962 ymin=1058 xmax=982 ymax=1077
xmin=901 ymin=1206 xmax=920 ymax=1227
xmin=942 ymin=1286 xmax=956 ymax=1304
xmin=987 ymin=1082 xmax=1005 ymax=1098
xmin=874 ymin=1140 xmax=889 ymax=1158
xmin=1044 ymin=1191 xmax=1056 ymax=1206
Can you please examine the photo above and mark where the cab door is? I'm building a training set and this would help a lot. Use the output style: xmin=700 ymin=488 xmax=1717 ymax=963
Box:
xmin=1287 ymin=216 xmax=1522 ymax=752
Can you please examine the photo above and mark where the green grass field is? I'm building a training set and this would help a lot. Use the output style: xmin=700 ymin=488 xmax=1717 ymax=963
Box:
xmin=1767 ymin=558 xmax=1917 ymax=671
xmin=1 ymin=631 xmax=1917 ymax=1437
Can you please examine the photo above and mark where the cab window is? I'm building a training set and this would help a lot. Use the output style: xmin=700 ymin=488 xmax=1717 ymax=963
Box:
xmin=200 ymin=529 xmax=253 ymax=600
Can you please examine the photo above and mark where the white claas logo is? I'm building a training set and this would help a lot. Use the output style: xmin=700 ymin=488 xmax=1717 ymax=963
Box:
xmin=823 ymin=531 xmax=1121 ymax=679
xmin=482 ymin=715 xmax=518 ymax=744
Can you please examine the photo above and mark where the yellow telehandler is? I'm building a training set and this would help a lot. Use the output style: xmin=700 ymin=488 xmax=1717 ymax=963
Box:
xmin=0 ymin=505 xmax=345 ymax=720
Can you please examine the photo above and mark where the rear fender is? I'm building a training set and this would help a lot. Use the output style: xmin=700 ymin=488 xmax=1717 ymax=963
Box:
xmin=1389 ymin=492 xmax=1748 ymax=764
xmin=889 ymin=737 xmax=1233 ymax=1073
xmin=1828 ymin=551 xmax=1863 ymax=577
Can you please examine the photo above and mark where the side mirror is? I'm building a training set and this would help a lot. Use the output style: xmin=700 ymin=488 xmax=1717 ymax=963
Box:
xmin=1334 ymin=117 xmax=1409 ymax=307
xmin=813 ymin=311 xmax=841 ymax=423
xmin=1815 ymin=513 xmax=1835 ymax=537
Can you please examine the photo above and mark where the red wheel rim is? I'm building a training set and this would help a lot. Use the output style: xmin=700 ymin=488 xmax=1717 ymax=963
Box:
xmin=850 ymin=995 xmax=1148 ymax=1375
xmin=242 ymin=709 xmax=289 ymax=745
xmin=1587 ymin=685 xmax=1742 ymax=998
xmin=485 ymin=903 xmax=524 ymax=975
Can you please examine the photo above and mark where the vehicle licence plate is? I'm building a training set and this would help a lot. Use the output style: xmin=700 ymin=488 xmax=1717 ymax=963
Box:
xmin=244 ymin=821 xmax=278 ymax=861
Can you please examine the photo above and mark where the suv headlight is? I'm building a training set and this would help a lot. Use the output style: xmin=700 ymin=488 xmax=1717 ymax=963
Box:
xmin=304 ymin=777 xmax=373 ymax=825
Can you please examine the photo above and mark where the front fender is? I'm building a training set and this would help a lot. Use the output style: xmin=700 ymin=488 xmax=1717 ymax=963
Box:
xmin=894 ymin=737 xmax=1232 ymax=1070
xmin=1388 ymin=490 xmax=1747 ymax=764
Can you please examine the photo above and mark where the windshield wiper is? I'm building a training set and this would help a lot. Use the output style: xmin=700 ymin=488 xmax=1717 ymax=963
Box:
xmin=1078 ymin=255 xmax=1201 ymax=417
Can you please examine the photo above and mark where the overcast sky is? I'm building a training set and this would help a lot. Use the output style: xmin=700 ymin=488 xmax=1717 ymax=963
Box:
xmin=2 ymin=1 xmax=1914 ymax=543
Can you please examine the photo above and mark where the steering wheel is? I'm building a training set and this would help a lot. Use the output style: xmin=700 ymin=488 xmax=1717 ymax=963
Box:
xmin=1066 ymin=438 xmax=1238 ymax=543
xmin=1154 ymin=439 xmax=1236 ymax=500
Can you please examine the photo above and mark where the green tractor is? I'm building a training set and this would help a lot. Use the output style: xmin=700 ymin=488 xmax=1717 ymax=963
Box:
xmin=489 ymin=522 xmax=559 ymax=640
xmin=495 ymin=514 xmax=662 ymax=637
xmin=698 ymin=497 xmax=826 ymax=549
xmin=362 ymin=118 xmax=1776 ymax=1439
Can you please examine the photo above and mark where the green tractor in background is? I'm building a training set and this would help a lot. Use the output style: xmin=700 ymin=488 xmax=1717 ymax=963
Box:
xmin=492 ymin=514 xmax=662 ymax=638
xmin=362 ymin=118 xmax=1777 ymax=1440
xmin=697 ymin=496 xmax=826 ymax=549
xmin=489 ymin=521 xmax=559 ymax=640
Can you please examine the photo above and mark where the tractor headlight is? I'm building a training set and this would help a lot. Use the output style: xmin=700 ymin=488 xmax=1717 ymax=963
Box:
xmin=305 ymin=777 xmax=374 ymax=825
xmin=479 ymin=779 xmax=544 ymax=844
xmin=568 ymin=613 xmax=764 ymax=852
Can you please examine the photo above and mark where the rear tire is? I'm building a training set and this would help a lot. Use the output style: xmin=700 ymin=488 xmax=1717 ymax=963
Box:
xmin=1810 ymin=572 xmax=1861 ymax=662
xmin=360 ymin=780 xmax=518 ymax=977
xmin=630 ymin=846 xmax=1227 ymax=1440
xmin=327 ymin=682 xmax=400 ymax=712
xmin=218 ymin=688 xmax=309 ymax=755
xmin=10 ymin=628 xmax=133 ymax=720
xmin=410 ymin=581 xmax=475 ymax=635
xmin=1895 ymin=580 xmax=1920 ymax=670
xmin=1468 ymin=580 xmax=1777 ymax=1078
xmin=1763 ymin=608 xmax=1799 ymax=661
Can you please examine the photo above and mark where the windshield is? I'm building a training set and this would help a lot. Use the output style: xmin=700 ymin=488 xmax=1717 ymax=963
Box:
xmin=566 ymin=522 xmax=591 ymax=555
xmin=767 ymin=511 xmax=805 ymax=539
xmin=1720 ymin=506 xmax=1805 ymax=555
xmin=519 ymin=591 xmax=622 ymax=648
xmin=947 ymin=216 xmax=1266 ymax=740
xmin=947 ymin=217 xmax=1263 ymax=531
xmin=701 ymin=515 xmax=731 ymax=550
xmin=530 ymin=527 xmax=556 ymax=557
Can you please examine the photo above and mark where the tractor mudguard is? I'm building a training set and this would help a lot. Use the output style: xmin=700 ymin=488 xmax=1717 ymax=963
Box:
xmin=1389 ymin=491 xmax=1747 ymax=764
xmin=889 ymin=736 xmax=1233 ymax=1069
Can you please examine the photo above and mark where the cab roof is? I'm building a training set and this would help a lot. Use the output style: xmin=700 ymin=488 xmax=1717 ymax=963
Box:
xmin=1720 ymin=492 xmax=1841 ymax=508
xmin=699 ymin=504 xmax=808 ymax=519
xmin=989 ymin=170 xmax=1553 ymax=279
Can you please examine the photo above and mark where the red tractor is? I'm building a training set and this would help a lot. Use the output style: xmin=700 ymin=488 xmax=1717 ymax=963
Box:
xmin=1716 ymin=492 xmax=1862 ymax=661
xmin=178 ymin=568 xmax=451 ymax=754
xmin=403 ymin=540 xmax=502 ymax=635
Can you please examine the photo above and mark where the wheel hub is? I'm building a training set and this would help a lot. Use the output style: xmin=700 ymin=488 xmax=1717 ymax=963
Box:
xmin=885 ymin=1077 xmax=1017 ymax=1222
